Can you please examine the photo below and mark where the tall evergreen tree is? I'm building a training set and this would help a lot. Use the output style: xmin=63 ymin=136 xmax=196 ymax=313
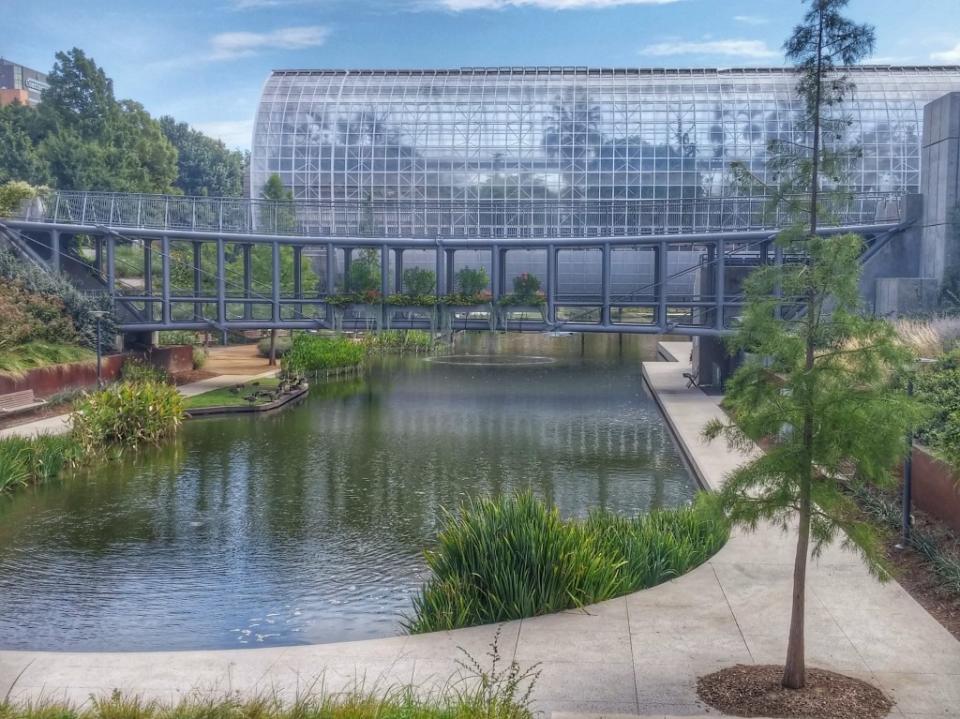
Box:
xmin=705 ymin=0 xmax=920 ymax=692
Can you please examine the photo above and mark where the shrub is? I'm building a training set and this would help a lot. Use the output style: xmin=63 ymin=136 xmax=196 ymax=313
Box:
xmin=403 ymin=267 xmax=437 ymax=296
xmin=284 ymin=334 xmax=365 ymax=374
xmin=71 ymin=380 xmax=185 ymax=451
xmin=347 ymin=248 xmax=381 ymax=293
xmin=0 ymin=341 xmax=94 ymax=377
xmin=157 ymin=330 xmax=199 ymax=346
xmin=406 ymin=492 xmax=728 ymax=633
xmin=0 ymin=247 xmax=113 ymax=351
xmin=192 ymin=346 xmax=207 ymax=370
xmin=456 ymin=267 xmax=490 ymax=297
xmin=257 ymin=334 xmax=293 ymax=358
xmin=120 ymin=357 xmax=169 ymax=384
xmin=914 ymin=349 xmax=960 ymax=467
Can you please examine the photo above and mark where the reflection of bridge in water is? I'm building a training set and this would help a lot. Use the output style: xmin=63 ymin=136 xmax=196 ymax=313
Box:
xmin=0 ymin=189 xmax=907 ymax=336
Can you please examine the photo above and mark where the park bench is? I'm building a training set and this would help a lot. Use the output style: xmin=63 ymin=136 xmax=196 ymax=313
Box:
xmin=0 ymin=389 xmax=47 ymax=416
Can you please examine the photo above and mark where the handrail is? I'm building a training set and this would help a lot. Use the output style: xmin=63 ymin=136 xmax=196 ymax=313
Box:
xmin=6 ymin=190 xmax=905 ymax=240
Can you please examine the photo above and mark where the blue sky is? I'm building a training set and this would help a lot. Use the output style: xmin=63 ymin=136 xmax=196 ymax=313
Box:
xmin=4 ymin=0 xmax=959 ymax=150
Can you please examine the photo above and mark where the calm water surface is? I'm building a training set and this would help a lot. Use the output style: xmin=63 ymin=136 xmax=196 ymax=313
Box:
xmin=0 ymin=334 xmax=697 ymax=651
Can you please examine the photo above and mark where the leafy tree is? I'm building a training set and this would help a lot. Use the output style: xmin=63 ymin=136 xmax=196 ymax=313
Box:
xmin=159 ymin=116 xmax=246 ymax=197
xmin=705 ymin=0 xmax=919 ymax=692
xmin=0 ymin=104 xmax=48 ymax=185
xmin=39 ymin=48 xmax=115 ymax=139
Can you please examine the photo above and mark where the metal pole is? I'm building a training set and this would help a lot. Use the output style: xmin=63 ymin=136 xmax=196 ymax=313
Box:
xmin=716 ymin=240 xmax=726 ymax=331
xmin=899 ymin=378 xmax=915 ymax=548
xmin=546 ymin=244 xmax=556 ymax=325
xmin=395 ymin=248 xmax=404 ymax=293
xmin=243 ymin=244 xmax=253 ymax=321
xmin=193 ymin=241 xmax=203 ymax=321
xmin=272 ymin=241 xmax=281 ymax=324
xmin=293 ymin=245 xmax=303 ymax=319
xmin=106 ymin=235 xmax=115 ymax=297
xmin=50 ymin=231 xmax=60 ymax=272
xmin=658 ymin=240 xmax=668 ymax=330
xmin=96 ymin=317 xmax=102 ymax=388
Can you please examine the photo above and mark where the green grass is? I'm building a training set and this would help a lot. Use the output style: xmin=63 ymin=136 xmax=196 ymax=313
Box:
xmin=0 ymin=341 xmax=94 ymax=376
xmin=0 ymin=434 xmax=84 ymax=494
xmin=186 ymin=378 xmax=282 ymax=409
xmin=406 ymin=492 xmax=729 ymax=633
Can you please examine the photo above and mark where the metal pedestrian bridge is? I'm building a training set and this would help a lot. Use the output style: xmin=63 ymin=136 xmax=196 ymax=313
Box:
xmin=0 ymin=189 xmax=908 ymax=336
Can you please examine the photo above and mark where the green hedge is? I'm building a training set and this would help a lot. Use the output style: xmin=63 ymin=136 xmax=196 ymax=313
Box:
xmin=406 ymin=492 xmax=728 ymax=633
xmin=71 ymin=380 xmax=185 ymax=451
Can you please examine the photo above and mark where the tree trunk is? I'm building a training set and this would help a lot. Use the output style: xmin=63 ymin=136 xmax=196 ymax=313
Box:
xmin=783 ymin=472 xmax=812 ymax=689
xmin=268 ymin=328 xmax=277 ymax=366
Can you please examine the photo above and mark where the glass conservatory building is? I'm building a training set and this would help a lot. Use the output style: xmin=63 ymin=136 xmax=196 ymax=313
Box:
xmin=251 ymin=66 xmax=960 ymax=239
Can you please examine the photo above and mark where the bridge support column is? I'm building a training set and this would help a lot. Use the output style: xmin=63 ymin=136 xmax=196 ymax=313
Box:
xmin=49 ymin=230 xmax=60 ymax=272
xmin=692 ymin=336 xmax=737 ymax=392
xmin=343 ymin=248 xmax=353 ymax=290
xmin=325 ymin=242 xmax=335 ymax=325
xmin=434 ymin=245 xmax=444 ymax=297
xmin=216 ymin=238 xmax=226 ymax=329
xmin=106 ymin=234 xmax=115 ymax=299
xmin=272 ymin=241 xmax=281 ymax=325
xmin=243 ymin=244 xmax=253 ymax=321
xmin=716 ymin=240 xmax=726 ymax=331
xmin=446 ymin=248 xmax=455 ymax=294
xmin=600 ymin=242 xmax=611 ymax=325
xmin=161 ymin=235 xmax=171 ymax=326
xmin=546 ymin=244 xmax=556 ymax=325
xmin=491 ymin=245 xmax=501 ymax=303
xmin=395 ymin=248 xmax=404 ymax=293
xmin=192 ymin=241 xmax=203 ymax=322
xmin=293 ymin=245 xmax=303 ymax=319
xmin=657 ymin=241 xmax=668 ymax=329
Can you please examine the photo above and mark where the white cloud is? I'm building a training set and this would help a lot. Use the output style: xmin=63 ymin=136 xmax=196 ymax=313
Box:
xmin=435 ymin=0 xmax=678 ymax=9
xmin=733 ymin=15 xmax=767 ymax=26
xmin=230 ymin=0 xmax=328 ymax=9
xmin=192 ymin=119 xmax=255 ymax=150
xmin=931 ymin=43 xmax=960 ymax=63
xmin=210 ymin=26 xmax=330 ymax=59
xmin=640 ymin=38 xmax=779 ymax=59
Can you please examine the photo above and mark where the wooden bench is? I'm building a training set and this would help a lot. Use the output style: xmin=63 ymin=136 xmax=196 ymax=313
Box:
xmin=0 ymin=389 xmax=47 ymax=416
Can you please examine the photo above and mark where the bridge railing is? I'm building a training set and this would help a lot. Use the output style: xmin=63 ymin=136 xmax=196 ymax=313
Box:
xmin=20 ymin=190 xmax=904 ymax=238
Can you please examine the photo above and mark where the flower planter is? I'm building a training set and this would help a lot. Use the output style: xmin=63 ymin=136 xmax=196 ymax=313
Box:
xmin=333 ymin=303 xmax=383 ymax=330
xmin=385 ymin=305 xmax=438 ymax=330
xmin=442 ymin=303 xmax=495 ymax=329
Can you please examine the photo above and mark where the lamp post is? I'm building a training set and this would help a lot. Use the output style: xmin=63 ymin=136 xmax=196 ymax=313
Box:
xmin=91 ymin=310 xmax=107 ymax=388
xmin=896 ymin=356 xmax=936 ymax=549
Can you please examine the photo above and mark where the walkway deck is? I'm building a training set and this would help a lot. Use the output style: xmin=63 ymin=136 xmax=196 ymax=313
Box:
xmin=1 ymin=348 xmax=958 ymax=717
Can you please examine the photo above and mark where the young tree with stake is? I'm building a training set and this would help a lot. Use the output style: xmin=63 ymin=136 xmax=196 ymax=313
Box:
xmin=705 ymin=0 xmax=923 ymax=691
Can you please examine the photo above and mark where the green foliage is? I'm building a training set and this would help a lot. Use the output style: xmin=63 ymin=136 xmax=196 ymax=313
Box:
xmin=0 ymin=180 xmax=42 ymax=216
xmin=404 ymin=267 xmax=437 ymax=296
xmin=257 ymin=334 xmax=293 ymax=358
xmin=455 ymin=267 xmax=490 ymax=297
xmin=0 ymin=434 xmax=84 ymax=493
xmin=705 ymin=232 xmax=924 ymax=570
xmin=347 ymin=248 xmax=382 ymax=293
xmin=156 ymin=330 xmax=200 ymax=346
xmin=159 ymin=116 xmax=245 ymax=197
xmin=284 ymin=334 xmax=366 ymax=374
xmin=0 ymin=47 xmax=239 ymax=195
xmin=407 ymin=492 xmax=728 ymax=633
xmin=192 ymin=346 xmax=207 ymax=370
xmin=913 ymin=349 xmax=960 ymax=467
xmin=0 ymin=246 xmax=113 ymax=350
xmin=385 ymin=294 xmax=438 ymax=307
xmin=71 ymin=380 xmax=184 ymax=451
xmin=498 ymin=274 xmax=545 ymax=307
xmin=0 ymin=278 xmax=82 ymax=352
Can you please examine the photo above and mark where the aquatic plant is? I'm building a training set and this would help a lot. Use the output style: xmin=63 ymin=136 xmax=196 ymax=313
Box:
xmin=284 ymin=334 xmax=366 ymax=374
xmin=406 ymin=492 xmax=728 ymax=633
xmin=0 ymin=434 xmax=85 ymax=493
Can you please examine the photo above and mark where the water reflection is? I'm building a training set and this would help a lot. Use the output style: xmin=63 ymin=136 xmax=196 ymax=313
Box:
xmin=0 ymin=334 xmax=696 ymax=651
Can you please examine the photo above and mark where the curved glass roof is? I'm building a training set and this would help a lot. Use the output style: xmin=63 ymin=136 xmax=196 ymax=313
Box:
xmin=251 ymin=66 xmax=960 ymax=236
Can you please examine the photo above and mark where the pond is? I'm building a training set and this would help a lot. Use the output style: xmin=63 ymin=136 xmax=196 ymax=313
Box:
xmin=0 ymin=334 xmax=698 ymax=651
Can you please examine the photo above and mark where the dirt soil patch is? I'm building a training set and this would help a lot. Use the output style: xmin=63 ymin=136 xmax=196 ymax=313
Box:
xmin=878 ymin=509 xmax=960 ymax=640
xmin=697 ymin=664 xmax=893 ymax=719
xmin=171 ymin=369 xmax=218 ymax=386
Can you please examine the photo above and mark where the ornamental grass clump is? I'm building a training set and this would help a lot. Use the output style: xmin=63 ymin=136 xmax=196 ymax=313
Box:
xmin=406 ymin=492 xmax=727 ymax=633
xmin=0 ymin=434 xmax=85 ymax=493
xmin=71 ymin=380 xmax=185 ymax=452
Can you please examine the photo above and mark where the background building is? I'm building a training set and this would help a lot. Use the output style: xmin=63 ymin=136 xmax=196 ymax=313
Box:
xmin=0 ymin=58 xmax=49 ymax=107
xmin=251 ymin=66 xmax=960 ymax=238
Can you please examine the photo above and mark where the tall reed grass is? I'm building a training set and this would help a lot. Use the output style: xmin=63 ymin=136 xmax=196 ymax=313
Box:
xmin=406 ymin=492 xmax=728 ymax=633
xmin=894 ymin=316 xmax=960 ymax=359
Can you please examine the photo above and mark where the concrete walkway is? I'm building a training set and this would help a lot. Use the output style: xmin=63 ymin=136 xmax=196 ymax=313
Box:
xmin=1 ymin=346 xmax=958 ymax=717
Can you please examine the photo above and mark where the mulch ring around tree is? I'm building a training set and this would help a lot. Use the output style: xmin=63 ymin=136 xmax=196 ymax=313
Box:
xmin=697 ymin=665 xmax=894 ymax=718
